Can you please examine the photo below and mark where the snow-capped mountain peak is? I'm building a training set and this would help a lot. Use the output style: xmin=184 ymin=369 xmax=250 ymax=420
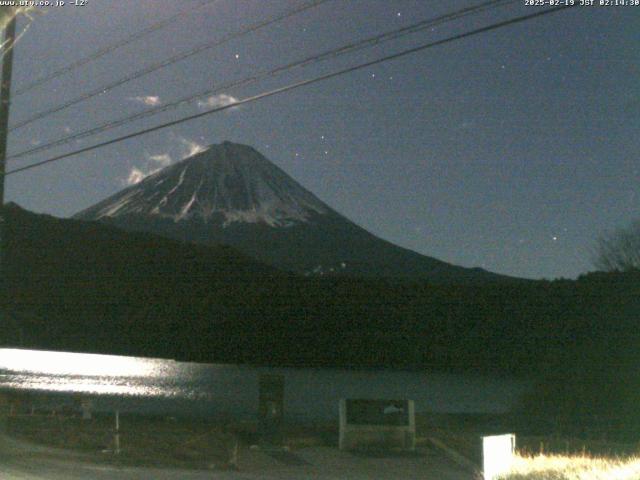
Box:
xmin=76 ymin=142 xmax=330 ymax=227
xmin=75 ymin=141 xmax=512 ymax=283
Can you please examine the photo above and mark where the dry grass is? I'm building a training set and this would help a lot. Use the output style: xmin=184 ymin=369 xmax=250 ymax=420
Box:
xmin=516 ymin=436 xmax=639 ymax=459
xmin=498 ymin=454 xmax=640 ymax=479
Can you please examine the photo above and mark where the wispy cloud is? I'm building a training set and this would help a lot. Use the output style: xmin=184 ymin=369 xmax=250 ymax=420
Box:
xmin=126 ymin=167 xmax=148 ymax=186
xmin=124 ymin=165 xmax=164 ymax=186
xmin=123 ymin=136 xmax=208 ymax=186
xmin=178 ymin=137 xmax=207 ymax=157
xmin=129 ymin=95 xmax=161 ymax=107
xmin=148 ymin=153 xmax=172 ymax=167
xmin=124 ymin=151 xmax=172 ymax=186
xmin=197 ymin=94 xmax=238 ymax=110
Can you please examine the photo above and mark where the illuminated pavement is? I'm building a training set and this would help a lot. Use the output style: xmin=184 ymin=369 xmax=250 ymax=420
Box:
xmin=0 ymin=434 xmax=473 ymax=479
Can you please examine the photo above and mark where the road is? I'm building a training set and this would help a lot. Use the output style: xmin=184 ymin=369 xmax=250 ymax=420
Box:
xmin=0 ymin=434 xmax=475 ymax=479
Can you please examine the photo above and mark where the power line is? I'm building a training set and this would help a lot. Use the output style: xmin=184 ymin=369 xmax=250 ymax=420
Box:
xmin=8 ymin=0 xmax=331 ymax=132
xmin=8 ymin=0 xmax=514 ymax=161
xmin=4 ymin=5 xmax=575 ymax=178
xmin=14 ymin=0 xmax=219 ymax=96
xmin=8 ymin=0 xmax=517 ymax=162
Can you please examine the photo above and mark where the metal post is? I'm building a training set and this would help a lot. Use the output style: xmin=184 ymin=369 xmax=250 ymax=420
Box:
xmin=0 ymin=14 xmax=16 ymax=343
xmin=229 ymin=436 xmax=238 ymax=470
xmin=114 ymin=410 xmax=120 ymax=455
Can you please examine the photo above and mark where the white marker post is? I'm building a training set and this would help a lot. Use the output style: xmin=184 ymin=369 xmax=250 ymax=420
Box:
xmin=482 ymin=433 xmax=516 ymax=480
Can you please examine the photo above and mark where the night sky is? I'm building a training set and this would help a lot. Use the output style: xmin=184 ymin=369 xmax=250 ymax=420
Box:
xmin=4 ymin=0 xmax=639 ymax=280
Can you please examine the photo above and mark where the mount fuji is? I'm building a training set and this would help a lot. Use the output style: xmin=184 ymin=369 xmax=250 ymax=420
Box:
xmin=75 ymin=141 xmax=509 ymax=283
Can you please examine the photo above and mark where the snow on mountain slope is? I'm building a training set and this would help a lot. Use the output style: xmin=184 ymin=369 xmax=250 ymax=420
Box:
xmin=75 ymin=141 xmax=515 ymax=283
xmin=76 ymin=142 xmax=329 ymax=227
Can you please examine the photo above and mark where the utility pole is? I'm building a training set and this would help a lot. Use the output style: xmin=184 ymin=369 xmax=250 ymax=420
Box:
xmin=0 ymin=14 xmax=16 ymax=189
xmin=0 ymin=11 xmax=14 ymax=428
xmin=0 ymin=14 xmax=16 ymax=344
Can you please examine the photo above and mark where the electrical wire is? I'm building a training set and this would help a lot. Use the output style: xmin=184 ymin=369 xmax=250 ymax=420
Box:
xmin=4 ymin=5 xmax=575 ymax=178
xmin=8 ymin=0 xmax=332 ymax=132
xmin=8 ymin=0 xmax=517 ymax=162
xmin=14 ymin=0 xmax=219 ymax=96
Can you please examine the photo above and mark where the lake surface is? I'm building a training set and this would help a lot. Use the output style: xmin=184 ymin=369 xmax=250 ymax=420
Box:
xmin=0 ymin=348 xmax=529 ymax=421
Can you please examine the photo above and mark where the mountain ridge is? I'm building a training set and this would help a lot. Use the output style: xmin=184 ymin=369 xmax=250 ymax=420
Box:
xmin=75 ymin=141 xmax=516 ymax=283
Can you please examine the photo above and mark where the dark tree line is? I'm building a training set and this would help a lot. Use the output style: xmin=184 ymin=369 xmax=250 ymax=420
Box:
xmin=594 ymin=220 xmax=640 ymax=272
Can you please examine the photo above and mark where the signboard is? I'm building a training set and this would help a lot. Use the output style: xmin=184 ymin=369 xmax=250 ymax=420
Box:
xmin=345 ymin=399 xmax=410 ymax=426
xmin=339 ymin=398 xmax=415 ymax=451
xmin=258 ymin=374 xmax=284 ymax=445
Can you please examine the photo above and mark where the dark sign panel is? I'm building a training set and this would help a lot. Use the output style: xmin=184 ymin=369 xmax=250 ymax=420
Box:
xmin=258 ymin=374 xmax=285 ymax=445
xmin=345 ymin=399 xmax=409 ymax=426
